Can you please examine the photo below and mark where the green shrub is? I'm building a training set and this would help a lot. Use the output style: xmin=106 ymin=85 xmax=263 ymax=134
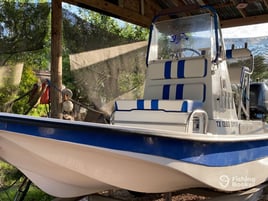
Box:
xmin=0 ymin=161 xmax=53 ymax=201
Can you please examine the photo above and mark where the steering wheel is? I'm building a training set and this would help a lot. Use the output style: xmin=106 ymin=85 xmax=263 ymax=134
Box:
xmin=178 ymin=48 xmax=201 ymax=57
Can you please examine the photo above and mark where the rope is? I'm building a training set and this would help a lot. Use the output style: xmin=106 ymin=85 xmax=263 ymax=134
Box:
xmin=48 ymin=80 xmax=109 ymax=117
xmin=3 ymin=79 xmax=110 ymax=122
xmin=3 ymin=89 xmax=33 ymax=112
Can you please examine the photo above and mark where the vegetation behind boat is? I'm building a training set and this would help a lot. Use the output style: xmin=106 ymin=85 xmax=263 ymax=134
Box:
xmin=0 ymin=161 xmax=53 ymax=201
xmin=0 ymin=2 xmax=148 ymax=117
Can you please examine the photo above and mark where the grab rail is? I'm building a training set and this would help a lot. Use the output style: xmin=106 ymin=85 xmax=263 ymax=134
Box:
xmin=186 ymin=109 xmax=208 ymax=134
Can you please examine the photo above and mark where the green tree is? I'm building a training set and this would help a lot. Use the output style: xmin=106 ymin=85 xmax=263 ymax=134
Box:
xmin=63 ymin=8 xmax=148 ymax=53
xmin=0 ymin=0 xmax=50 ymax=114
xmin=0 ymin=0 xmax=50 ymax=60
xmin=0 ymin=78 xmax=18 ymax=112
xmin=11 ymin=66 xmax=39 ymax=114
xmin=1 ymin=2 xmax=149 ymax=114
xmin=251 ymin=56 xmax=268 ymax=81
xmin=229 ymin=55 xmax=268 ymax=81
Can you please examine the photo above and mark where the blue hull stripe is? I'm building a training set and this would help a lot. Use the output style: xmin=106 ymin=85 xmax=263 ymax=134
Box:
xmin=1 ymin=115 xmax=268 ymax=167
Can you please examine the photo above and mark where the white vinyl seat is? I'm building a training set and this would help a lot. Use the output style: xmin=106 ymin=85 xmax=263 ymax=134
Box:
xmin=115 ymin=99 xmax=203 ymax=113
xmin=111 ymin=57 xmax=208 ymax=132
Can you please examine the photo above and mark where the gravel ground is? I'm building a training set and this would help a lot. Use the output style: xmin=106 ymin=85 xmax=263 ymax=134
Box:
xmin=90 ymin=186 xmax=268 ymax=201
xmin=97 ymin=189 xmax=214 ymax=201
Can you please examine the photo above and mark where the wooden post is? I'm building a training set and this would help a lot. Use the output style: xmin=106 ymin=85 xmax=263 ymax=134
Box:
xmin=51 ymin=0 xmax=63 ymax=119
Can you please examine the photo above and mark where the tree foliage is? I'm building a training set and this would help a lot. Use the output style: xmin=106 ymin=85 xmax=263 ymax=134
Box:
xmin=11 ymin=66 xmax=39 ymax=114
xmin=0 ymin=0 xmax=50 ymax=113
xmin=229 ymin=55 xmax=268 ymax=81
xmin=252 ymin=56 xmax=268 ymax=81
xmin=0 ymin=78 xmax=18 ymax=112
xmin=0 ymin=161 xmax=22 ymax=186
xmin=62 ymin=7 xmax=148 ymax=54
xmin=0 ymin=1 xmax=149 ymax=114
xmin=0 ymin=1 xmax=50 ymax=58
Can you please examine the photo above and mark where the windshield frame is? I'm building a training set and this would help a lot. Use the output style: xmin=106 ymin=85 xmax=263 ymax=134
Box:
xmin=146 ymin=5 xmax=222 ymax=66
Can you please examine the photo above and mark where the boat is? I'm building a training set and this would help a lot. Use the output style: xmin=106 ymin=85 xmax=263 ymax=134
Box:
xmin=1 ymin=5 xmax=268 ymax=198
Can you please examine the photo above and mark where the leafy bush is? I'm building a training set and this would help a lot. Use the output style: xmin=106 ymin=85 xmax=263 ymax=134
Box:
xmin=0 ymin=161 xmax=53 ymax=201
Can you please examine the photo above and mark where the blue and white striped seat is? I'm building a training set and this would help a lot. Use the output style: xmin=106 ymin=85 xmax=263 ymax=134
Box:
xmin=146 ymin=83 xmax=206 ymax=101
xmin=111 ymin=57 xmax=207 ymax=131
xmin=115 ymin=99 xmax=203 ymax=113
xmin=226 ymin=48 xmax=251 ymax=60
xmin=144 ymin=58 xmax=207 ymax=101
xmin=112 ymin=99 xmax=203 ymax=131
xmin=147 ymin=58 xmax=207 ymax=80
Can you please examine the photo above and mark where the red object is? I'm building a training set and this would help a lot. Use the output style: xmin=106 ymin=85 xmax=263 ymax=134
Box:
xmin=40 ymin=83 xmax=50 ymax=104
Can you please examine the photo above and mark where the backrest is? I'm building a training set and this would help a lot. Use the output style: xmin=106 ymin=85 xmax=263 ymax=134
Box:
xmin=144 ymin=57 xmax=208 ymax=101
xmin=226 ymin=48 xmax=252 ymax=84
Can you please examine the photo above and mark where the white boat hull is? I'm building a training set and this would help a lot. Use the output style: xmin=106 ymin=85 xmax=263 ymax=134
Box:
xmin=1 ymin=131 xmax=203 ymax=197
xmin=1 ymin=120 xmax=268 ymax=197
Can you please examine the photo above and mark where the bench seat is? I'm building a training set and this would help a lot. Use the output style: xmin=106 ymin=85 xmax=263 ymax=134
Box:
xmin=115 ymin=99 xmax=203 ymax=112
xmin=111 ymin=99 xmax=203 ymax=131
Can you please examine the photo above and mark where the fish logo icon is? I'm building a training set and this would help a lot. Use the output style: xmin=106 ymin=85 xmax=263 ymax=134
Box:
xmin=219 ymin=175 xmax=230 ymax=188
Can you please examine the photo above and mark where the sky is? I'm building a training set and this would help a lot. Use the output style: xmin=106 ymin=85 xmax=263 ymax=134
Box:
xmin=222 ymin=23 xmax=268 ymax=38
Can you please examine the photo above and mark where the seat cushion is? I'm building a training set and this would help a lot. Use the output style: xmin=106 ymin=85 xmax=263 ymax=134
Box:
xmin=147 ymin=58 xmax=207 ymax=80
xmin=115 ymin=99 xmax=203 ymax=112
xmin=144 ymin=83 xmax=206 ymax=101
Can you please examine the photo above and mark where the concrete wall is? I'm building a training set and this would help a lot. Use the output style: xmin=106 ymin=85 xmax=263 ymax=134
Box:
xmin=69 ymin=41 xmax=147 ymax=111
xmin=0 ymin=63 xmax=24 ymax=88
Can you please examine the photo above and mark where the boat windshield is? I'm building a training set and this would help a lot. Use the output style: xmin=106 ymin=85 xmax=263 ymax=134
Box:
xmin=148 ymin=13 xmax=216 ymax=63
